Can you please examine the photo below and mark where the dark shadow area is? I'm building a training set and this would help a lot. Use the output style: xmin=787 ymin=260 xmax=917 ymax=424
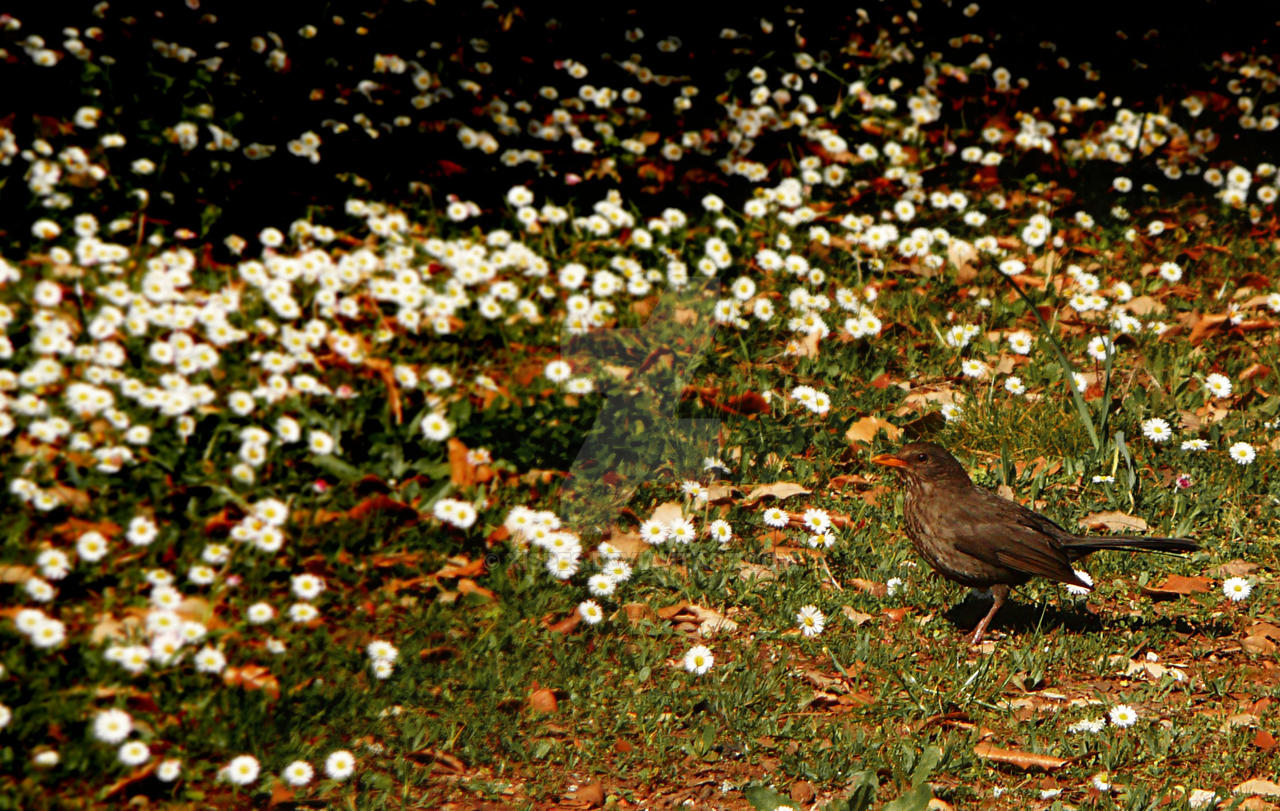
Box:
xmin=942 ymin=590 xmax=1235 ymax=642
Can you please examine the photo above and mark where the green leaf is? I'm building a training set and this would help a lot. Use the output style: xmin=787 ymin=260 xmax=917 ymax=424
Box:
xmin=910 ymin=745 xmax=942 ymax=787
xmin=311 ymin=454 xmax=362 ymax=482
xmin=743 ymin=785 xmax=793 ymax=810
xmin=882 ymin=782 xmax=934 ymax=811
xmin=844 ymin=769 xmax=879 ymax=811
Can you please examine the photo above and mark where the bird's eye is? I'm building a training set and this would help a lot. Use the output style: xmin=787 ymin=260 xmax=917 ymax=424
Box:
xmin=915 ymin=453 xmax=928 ymax=462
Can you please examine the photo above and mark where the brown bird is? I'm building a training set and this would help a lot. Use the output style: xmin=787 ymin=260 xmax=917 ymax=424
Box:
xmin=871 ymin=442 xmax=1198 ymax=645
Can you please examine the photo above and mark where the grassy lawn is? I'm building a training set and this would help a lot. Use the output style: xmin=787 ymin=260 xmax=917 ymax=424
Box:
xmin=2 ymin=3 xmax=1279 ymax=809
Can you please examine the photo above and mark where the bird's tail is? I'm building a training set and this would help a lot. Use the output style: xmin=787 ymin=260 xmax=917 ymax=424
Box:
xmin=1064 ymin=536 xmax=1198 ymax=554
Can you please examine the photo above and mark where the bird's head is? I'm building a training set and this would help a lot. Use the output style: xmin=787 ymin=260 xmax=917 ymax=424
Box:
xmin=870 ymin=442 xmax=971 ymax=485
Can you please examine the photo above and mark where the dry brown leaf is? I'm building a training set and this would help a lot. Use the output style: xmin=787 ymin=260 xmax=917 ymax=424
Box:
xmin=435 ymin=556 xmax=486 ymax=579
xmin=1241 ymin=362 xmax=1271 ymax=381
xmin=828 ymin=473 xmax=872 ymax=490
xmin=656 ymin=601 xmax=738 ymax=635
xmin=1078 ymin=511 xmax=1149 ymax=533
xmin=845 ymin=415 xmax=903 ymax=445
xmin=223 ymin=665 xmax=281 ymax=699
xmin=742 ymin=482 xmax=812 ymax=504
xmin=973 ymin=742 xmax=1069 ymax=771
xmin=795 ymin=330 xmax=822 ymax=358
xmin=948 ymin=239 xmax=979 ymax=282
xmin=621 ymin=602 xmax=657 ymax=623
xmin=528 ymin=688 xmax=557 ymax=713
xmin=771 ymin=545 xmax=822 ymax=564
xmin=447 ymin=437 xmax=475 ymax=487
xmin=1031 ymin=251 xmax=1060 ymax=275
xmin=456 ymin=578 xmax=496 ymax=601
xmin=738 ymin=562 xmax=777 ymax=582
xmin=1254 ymin=730 xmax=1277 ymax=751
xmin=404 ymin=748 xmax=465 ymax=773
xmin=841 ymin=606 xmax=874 ymax=626
xmin=1221 ymin=713 xmax=1260 ymax=732
xmin=102 ymin=762 xmax=159 ymax=799
xmin=850 ymin=578 xmax=888 ymax=598
xmin=1242 ymin=622 xmax=1280 ymax=655
xmin=570 ymin=781 xmax=605 ymax=807
xmin=704 ymin=484 xmax=740 ymax=503
xmin=1122 ymin=295 xmax=1166 ymax=316
xmin=895 ymin=386 xmax=964 ymax=417
xmin=1112 ymin=656 xmax=1187 ymax=682
xmin=1141 ymin=574 xmax=1213 ymax=600
xmin=0 ymin=565 xmax=36 ymax=583
xmin=648 ymin=501 xmax=684 ymax=526
xmin=608 ymin=532 xmax=649 ymax=560
xmin=1236 ymin=779 xmax=1280 ymax=797
xmin=89 ymin=611 xmax=145 ymax=644
xmin=1214 ymin=559 xmax=1261 ymax=578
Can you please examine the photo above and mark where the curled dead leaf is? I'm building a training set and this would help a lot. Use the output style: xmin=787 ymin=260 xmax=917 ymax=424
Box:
xmin=223 ymin=664 xmax=281 ymax=699
xmin=973 ymin=742 xmax=1069 ymax=771
xmin=656 ymin=601 xmax=738 ymax=636
xmin=742 ymin=482 xmax=812 ymax=504
xmin=1078 ymin=511 xmax=1149 ymax=533
xmin=850 ymin=578 xmax=888 ymax=598
xmin=840 ymin=606 xmax=874 ymax=626
xmin=1235 ymin=778 xmax=1280 ymax=797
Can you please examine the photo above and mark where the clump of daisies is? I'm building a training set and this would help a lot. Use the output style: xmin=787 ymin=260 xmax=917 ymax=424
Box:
xmin=367 ymin=639 xmax=399 ymax=679
xmin=790 ymin=385 xmax=831 ymax=416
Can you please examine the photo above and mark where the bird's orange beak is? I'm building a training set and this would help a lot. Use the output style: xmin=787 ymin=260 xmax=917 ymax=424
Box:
xmin=870 ymin=453 xmax=907 ymax=468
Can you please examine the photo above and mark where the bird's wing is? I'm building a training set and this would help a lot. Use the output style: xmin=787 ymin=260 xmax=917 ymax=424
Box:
xmin=941 ymin=488 xmax=1089 ymax=586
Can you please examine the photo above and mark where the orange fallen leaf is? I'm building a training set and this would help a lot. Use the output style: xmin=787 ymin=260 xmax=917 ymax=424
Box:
xmin=845 ymin=415 xmax=903 ymax=445
xmin=346 ymin=494 xmax=419 ymax=523
xmin=223 ymin=665 xmax=281 ymax=699
xmin=434 ymin=556 xmax=486 ymax=579
xmin=456 ymin=579 xmax=495 ymax=601
xmin=1240 ymin=362 xmax=1271 ymax=381
xmin=1253 ymin=730 xmax=1277 ymax=751
xmin=545 ymin=611 xmax=581 ymax=634
xmin=528 ymin=688 xmax=557 ymax=713
xmin=102 ymin=762 xmax=159 ymax=798
xmin=447 ymin=438 xmax=476 ymax=487
xmin=882 ymin=607 xmax=910 ymax=623
xmin=974 ymin=742 xmax=1069 ymax=771
xmin=850 ymin=578 xmax=888 ymax=598
xmin=1141 ymin=575 xmax=1213 ymax=600
xmin=570 ymin=781 xmax=605 ymax=807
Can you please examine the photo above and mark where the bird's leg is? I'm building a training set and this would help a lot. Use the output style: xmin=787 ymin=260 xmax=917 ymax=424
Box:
xmin=969 ymin=584 xmax=1009 ymax=645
